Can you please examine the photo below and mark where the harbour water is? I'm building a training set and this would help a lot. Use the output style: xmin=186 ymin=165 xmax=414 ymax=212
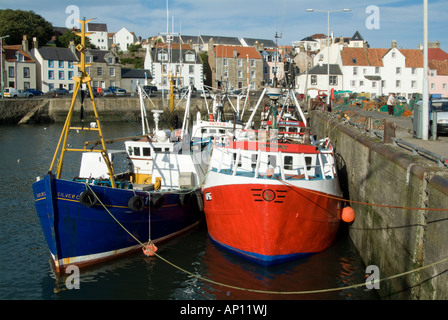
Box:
xmin=0 ymin=122 xmax=378 ymax=301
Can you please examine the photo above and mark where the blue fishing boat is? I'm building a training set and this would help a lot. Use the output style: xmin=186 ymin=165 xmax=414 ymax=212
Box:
xmin=32 ymin=18 xmax=203 ymax=274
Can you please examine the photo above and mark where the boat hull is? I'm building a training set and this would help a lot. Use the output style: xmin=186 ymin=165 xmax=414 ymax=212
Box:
xmin=33 ymin=174 xmax=202 ymax=273
xmin=202 ymin=178 xmax=342 ymax=265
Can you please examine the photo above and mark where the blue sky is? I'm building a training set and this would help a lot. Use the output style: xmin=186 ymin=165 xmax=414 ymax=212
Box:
xmin=2 ymin=0 xmax=447 ymax=52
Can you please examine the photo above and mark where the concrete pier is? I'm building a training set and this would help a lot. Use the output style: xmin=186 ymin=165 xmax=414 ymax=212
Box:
xmin=310 ymin=109 xmax=448 ymax=299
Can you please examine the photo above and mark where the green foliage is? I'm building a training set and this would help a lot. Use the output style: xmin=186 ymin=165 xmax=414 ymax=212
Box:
xmin=127 ymin=43 xmax=141 ymax=53
xmin=120 ymin=57 xmax=144 ymax=69
xmin=56 ymin=29 xmax=96 ymax=48
xmin=0 ymin=9 xmax=53 ymax=45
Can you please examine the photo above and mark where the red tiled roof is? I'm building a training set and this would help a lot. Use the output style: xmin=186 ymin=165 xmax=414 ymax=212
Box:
xmin=3 ymin=45 xmax=35 ymax=63
xmin=429 ymin=60 xmax=448 ymax=75
xmin=341 ymin=47 xmax=422 ymax=68
xmin=428 ymin=48 xmax=448 ymax=61
xmin=214 ymin=45 xmax=262 ymax=59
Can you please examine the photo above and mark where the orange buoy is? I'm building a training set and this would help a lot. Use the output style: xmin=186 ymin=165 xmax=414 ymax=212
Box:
xmin=208 ymin=113 xmax=214 ymax=122
xmin=142 ymin=243 xmax=158 ymax=257
xmin=342 ymin=206 xmax=355 ymax=223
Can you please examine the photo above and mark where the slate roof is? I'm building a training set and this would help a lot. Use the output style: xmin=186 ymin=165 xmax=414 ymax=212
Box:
xmin=87 ymin=23 xmax=108 ymax=32
xmin=152 ymin=47 xmax=201 ymax=64
xmin=37 ymin=47 xmax=78 ymax=62
xmin=241 ymin=38 xmax=276 ymax=48
xmin=307 ymin=64 xmax=343 ymax=75
xmin=121 ymin=68 xmax=152 ymax=79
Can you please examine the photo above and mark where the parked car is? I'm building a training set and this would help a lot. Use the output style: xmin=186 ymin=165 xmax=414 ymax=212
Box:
xmin=143 ymin=85 xmax=158 ymax=95
xmin=3 ymin=87 xmax=33 ymax=98
xmin=396 ymin=96 xmax=407 ymax=104
xmin=101 ymin=89 xmax=115 ymax=96
xmin=430 ymin=98 xmax=448 ymax=134
xmin=26 ymin=89 xmax=44 ymax=96
xmin=115 ymin=88 xmax=127 ymax=96
xmin=46 ymin=88 xmax=70 ymax=97
xmin=414 ymin=98 xmax=448 ymax=134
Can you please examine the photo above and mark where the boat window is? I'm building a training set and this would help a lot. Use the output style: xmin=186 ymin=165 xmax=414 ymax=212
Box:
xmin=305 ymin=156 xmax=312 ymax=170
xmin=142 ymin=147 xmax=151 ymax=156
xmin=154 ymin=148 xmax=162 ymax=152
xmin=268 ymin=155 xmax=277 ymax=168
xmin=251 ymin=154 xmax=258 ymax=168
xmin=219 ymin=129 xmax=225 ymax=134
xmin=233 ymin=153 xmax=242 ymax=167
xmin=284 ymin=156 xmax=293 ymax=170
xmin=209 ymin=129 xmax=216 ymax=133
xmin=133 ymin=147 xmax=141 ymax=156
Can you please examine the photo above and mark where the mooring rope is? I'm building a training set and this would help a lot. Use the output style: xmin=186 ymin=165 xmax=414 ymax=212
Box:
xmin=84 ymin=182 xmax=448 ymax=295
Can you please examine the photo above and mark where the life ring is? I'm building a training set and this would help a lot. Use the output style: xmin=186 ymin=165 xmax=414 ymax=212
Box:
xmin=150 ymin=194 xmax=165 ymax=210
xmin=79 ymin=190 xmax=98 ymax=207
xmin=179 ymin=192 xmax=191 ymax=206
xmin=128 ymin=195 xmax=145 ymax=212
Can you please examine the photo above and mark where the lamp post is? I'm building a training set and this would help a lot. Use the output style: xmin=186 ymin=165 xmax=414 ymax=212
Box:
xmin=306 ymin=9 xmax=350 ymax=105
xmin=0 ymin=35 xmax=10 ymax=98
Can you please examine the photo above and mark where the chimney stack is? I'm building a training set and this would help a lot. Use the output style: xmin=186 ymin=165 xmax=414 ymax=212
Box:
xmin=392 ymin=40 xmax=397 ymax=48
xmin=22 ymin=35 xmax=29 ymax=52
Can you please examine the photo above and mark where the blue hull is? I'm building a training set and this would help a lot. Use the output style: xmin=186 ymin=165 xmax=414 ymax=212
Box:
xmin=33 ymin=174 xmax=202 ymax=273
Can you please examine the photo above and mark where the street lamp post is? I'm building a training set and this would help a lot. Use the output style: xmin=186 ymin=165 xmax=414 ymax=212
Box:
xmin=0 ymin=35 xmax=10 ymax=99
xmin=306 ymin=9 xmax=351 ymax=106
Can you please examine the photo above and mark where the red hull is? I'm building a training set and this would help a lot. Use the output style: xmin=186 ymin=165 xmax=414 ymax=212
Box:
xmin=203 ymin=183 xmax=341 ymax=264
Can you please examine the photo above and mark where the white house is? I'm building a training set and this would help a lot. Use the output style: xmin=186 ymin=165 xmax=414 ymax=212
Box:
xmin=3 ymin=36 xmax=37 ymax=90
xmin=145 ymin=43 xmax=203 ymax=91
xmin=339 ymin=41 xmax=423 ymax=99
xmin=296 ymin=62 xmax=343 ymax=97
xmin=30 ymin=38 xmax=79 ymax=92
xmin=87 ymin=23 xmax=109 ymax=50
xmin=113 ymin=27 xmax=137 ymax=52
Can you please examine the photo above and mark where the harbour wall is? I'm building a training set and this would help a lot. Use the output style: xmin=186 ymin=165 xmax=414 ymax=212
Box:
xmin=0 ymin=96 xmax=258 ymax=124
xmin=310 ymin=110 xmax=448 ymax=300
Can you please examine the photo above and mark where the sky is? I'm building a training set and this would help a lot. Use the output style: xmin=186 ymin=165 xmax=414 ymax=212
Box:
xmin=1 ymin=0 xmax=448 ymax=52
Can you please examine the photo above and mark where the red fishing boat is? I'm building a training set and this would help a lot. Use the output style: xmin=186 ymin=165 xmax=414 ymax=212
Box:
xmin=202 ymin=87 xmax=354 ymax=265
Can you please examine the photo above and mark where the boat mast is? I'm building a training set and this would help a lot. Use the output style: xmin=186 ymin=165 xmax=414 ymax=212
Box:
xmin=49 ymin=18 xmax=116 ymax=188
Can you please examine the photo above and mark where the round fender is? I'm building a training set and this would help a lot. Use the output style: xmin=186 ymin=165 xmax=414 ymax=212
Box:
xmin=150 ymin=194 xmax=165 ymax=210
xmin=178 ymin=193 xmax=191 ymax=206
xmin=79 ymin=190 xmax=98 ymax=208
xmin=128 ymin=195 xmax=145 ymax=212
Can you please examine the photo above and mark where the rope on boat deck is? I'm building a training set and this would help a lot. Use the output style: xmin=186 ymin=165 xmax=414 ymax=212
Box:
xmin=83 ymin=181 xmax=448 ymax=295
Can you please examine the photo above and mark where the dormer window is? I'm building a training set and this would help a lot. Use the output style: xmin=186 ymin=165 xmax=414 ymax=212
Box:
xmin=158 ymin=50 xmax=168 ymax=61
xmin=185 ymin=52 xmax=195 ymax=62
xmin=15 ymin=52 xmax=25 ymax=62
xmin=352 ymin=58 xmax=357 ymax=64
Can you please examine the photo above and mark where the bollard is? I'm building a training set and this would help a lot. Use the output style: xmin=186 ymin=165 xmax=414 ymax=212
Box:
xmin=383 ymin=121 xmax=396 ymax=144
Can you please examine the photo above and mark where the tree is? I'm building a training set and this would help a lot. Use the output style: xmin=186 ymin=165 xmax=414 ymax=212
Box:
xmin=56 ymin=29 xmax=96 ymax=49
xmin=0 ymin=9 xmax=53 ymax=45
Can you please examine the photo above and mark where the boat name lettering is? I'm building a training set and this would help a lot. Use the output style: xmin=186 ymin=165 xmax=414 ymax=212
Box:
xmin=259 ymin=143 xmax=287 ymax=150
xmin=57 ymin=192 xmax=80 ymax=200
xmin=35 ymin=192 xmax=46 ymax=198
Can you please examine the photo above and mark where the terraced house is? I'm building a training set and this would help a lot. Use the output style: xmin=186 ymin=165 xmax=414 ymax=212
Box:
xmin=3 ymin=36 xmax=36 ymax=90
xmin=31 ymin=38 xmax=78 ymax=92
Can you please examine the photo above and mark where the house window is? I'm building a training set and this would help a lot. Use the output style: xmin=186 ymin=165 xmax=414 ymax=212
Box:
xmin=431 ymin=83 xmax=435 ymax=90
xmin=189 ymin=65 xmax=194 ymax=74
xmin=359 ymin=80 xmax=364 ymax=87
xmin=86 ymin=56 xmax=91 ymax=63
xmin=443 ymin=83 xmax=447 ymax=91
xmin=59 ymin=61 xmax=64 ymax=68
xmin=223 ymin=58 xmax=228 ymax=66
xmin=375 ymin=67 xmax=380 ymax=74
xmin=68 ymin=61 xmax=73 ymax=68
xmin=48 ymin=60 xmax=54 ymax=68
xmin=412 ymin=68 xmax=416 ymax=75
xmin=353 ymin=67 xmax=358 ymax=75
xmin=411 ymin=80 xmax=416 ymax=89
xmin=250 ymin=71 xmax=256 ymax=79
xmin=329 ymin=76 xmax=338 ymax=86
xmin=68 ymin=71 xmax=74 ymax=80
xmin=396 ymin=80 xmax=401 ymax=88
xmin=392 ymin=52 xmax=396 ymax=58
xmin=430 ymin=70 xmax=436 ymax=77
xmin=109 ymin=68 xmax=115 ymax=76
xmin=396 ymin=67 xmax=401 ymax=75
xmin=350 ymin=80 xmax=356 ymax=87
xmin=311 ymin=75 xmax=317 ymax=85
xmin=189 ymin=77 xmax=194 ymax=85
xmin=158 ymin=52 xmax=168 ymax=61
xmin=48 ymin=70 xmax=54 ymax=79
xmin=250 ymin=59 xmax=256 ymax=67
xmin=185 ymin=53 xmax=195 ymax=62
xmin=238 ymin=59 xmax=243 ymax=67
xmin=372 ymin=81 xmax=377 ymax=88
xmin=162 ymin=64 xmax=167 ymax=74
xmin=23 ymin=67 xmax=30 ymax=78
xmin=97 ymin=67 xmax=103 ymax=76
xmin=59 ymin=71 xmax=64 ymax=80
xmin=8 ymin=66 xmax=14 ymax=78
xmin=223 ymin=70 xmax=228 ymax=78
xmin=108 ymin=57 xmax=114 ymax=64
xmin=238 ymin=70 xmax=243 ymax=78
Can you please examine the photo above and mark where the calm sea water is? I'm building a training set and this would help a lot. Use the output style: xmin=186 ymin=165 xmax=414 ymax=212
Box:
xmin=0 ymin=121 xmax=378 ymax=301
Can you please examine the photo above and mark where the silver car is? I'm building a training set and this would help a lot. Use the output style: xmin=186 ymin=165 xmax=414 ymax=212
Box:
xmin=431 ymin=99 xmax=448 ymax=134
